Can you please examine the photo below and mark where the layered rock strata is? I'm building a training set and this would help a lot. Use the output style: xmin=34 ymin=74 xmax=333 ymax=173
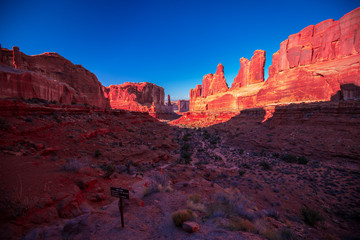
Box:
xmin=189 ymin=7 xmax=360 ymax=112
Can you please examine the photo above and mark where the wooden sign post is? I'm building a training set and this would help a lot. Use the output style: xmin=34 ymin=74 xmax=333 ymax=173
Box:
xmin=110 ymin=187 xmax=129 ymax=228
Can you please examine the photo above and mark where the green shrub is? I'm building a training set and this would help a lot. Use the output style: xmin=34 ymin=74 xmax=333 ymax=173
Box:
xmin=301 ymin=207 xmax=324 ymax=226
xmin=172 ymin=209 xmax=193 ymax=227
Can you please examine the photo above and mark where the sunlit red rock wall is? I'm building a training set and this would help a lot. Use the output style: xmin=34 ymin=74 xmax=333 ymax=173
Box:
xmin=106 ymin=82 xmax=165 ymax=112
xmin=189 ymin=7 xmax=360 ymax=112
xmin=0 ymin=47 xmax=110 ymax=108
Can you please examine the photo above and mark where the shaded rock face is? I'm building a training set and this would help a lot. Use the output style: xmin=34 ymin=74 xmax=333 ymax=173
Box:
xmin=106 ymin=82 xmax=166 ymax=112
xmin=0 ymin=47 xmax=110 ymax=108
xmin=178 ymin=100 xmax=189 ymax=112
xmin=189 ymin=7 xmax=360 ymax=112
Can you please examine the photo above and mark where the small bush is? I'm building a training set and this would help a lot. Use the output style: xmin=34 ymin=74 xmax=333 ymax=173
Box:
xmin=297 ymin=156 xmax=309 ymax=165
xmin=206 ymin=190 xmax=256 ymax=221
xmin=142 ymin=171 xmax=170 ymax=197
xmin=238 ymin=149 xmax=244 ymax=155
xmin=102 ymin=164 xmax=115 ymax=178
xmin=272 ymin=153 xmax=280 ymax=158
xmin=302 ymin=207 xmax=324 ymax=226
xmin=94 ymin=150 xmax=102 ymax=158
xmin=223 ymin=217 xmax=256 ymax=233
xmin=278 ymin=228 xmax=299 ymax=240
xmin=281 ymin=154 xmax=308 ymax=165
xmin=172 ymin=209 xmax=193 ymax=227
xmin=189 ymin=194 xmax=201 ymax=204
xmin=238 ymin=170 xmax=246 ymax=176
xmin=260 ymin=161 xmax=271 ymax=170
xmin=182 ymin=133 xmax=190 ymax=141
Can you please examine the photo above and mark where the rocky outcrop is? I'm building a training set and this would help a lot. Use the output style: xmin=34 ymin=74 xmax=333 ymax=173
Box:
xmin=0 ymin=46 xmax=110 ymax=108
xmin=106 ymin=82 xmax=164 ymax=111
xmin=202 ymin=64 xmax=229 ymax=98
xmin=0 ymin=46 xmax=172 ymax=116
xmin=231 ymin=50 xmax=266 ymax=89
xmin=178 ymin=100 xmax=189 ymax=112
xmin=188 ymin=7 xmax=360 ymax=113
xmin=0 ymin=65 xmax=86 ymax=105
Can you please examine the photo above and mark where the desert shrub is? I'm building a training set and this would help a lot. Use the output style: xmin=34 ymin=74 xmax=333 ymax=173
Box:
xmin=142 ymin=171 xmax=171 ymax=197
xmin=61 ymin=158 xmax=87 ymax=173
xmin=260 ymin=161 xmax=272 ymax=170
xmin=172 ymin=209 xmax=193 ymax=227
xmin=301 ymin=207 xmax=324 ymax=226
xmin=102 ymin=164 xmax=115 ymax=178
xmin=297 ymin=156 xmax=309 ymax=165
xmin=94 ymin=150 xmax=102 ymax=158
xmin=272 ymin=153 xmax=280 ymax=158
xmin=222 ymin=217 xmax=256 ymax=233
xmin=182 ymin=133 xmax=191 ymax=141
xmin=264 ymin=208 xmax=279 ymax=220
xmin=182 ymin=143 xmax=190 ymax=151
xmin=281 ymin=154 xmax=297 ymax=163
xmin=238 ymin=149 xmax=244 ymax=155
xmin=242 ymin=163 xmax=250 ymax=169
xmin=206 ymin=189 xmax=256 ymax=221
xmin=0 ymin=118 xmax=11 ymax=130
xmin=189 ymin=194 xmax=201 ymax=204
xmin=278 ymin=228 xmax=299 ymax=240
xmin=238 ymin=170 xmax=246 ymax=176
xmin=281 ymin=154 xmax=308 ymax=165
xmin=203 ymin=131 xmax=210 ymax=140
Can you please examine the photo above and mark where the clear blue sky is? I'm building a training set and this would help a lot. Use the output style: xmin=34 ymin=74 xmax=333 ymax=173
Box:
xmin=1 ymin=0 xmax=358 ymax=100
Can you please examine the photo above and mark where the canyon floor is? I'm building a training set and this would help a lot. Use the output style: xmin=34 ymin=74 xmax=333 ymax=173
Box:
xmin=0 ymin=99 xmax=359 ymax=240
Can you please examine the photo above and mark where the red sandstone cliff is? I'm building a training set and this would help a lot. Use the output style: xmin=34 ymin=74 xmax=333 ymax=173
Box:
xmin=0 ymin=47 xmax=110 ymax=108
xmin=189 ymin=7 xmax=360 ymax=112
xmin=106 ymin=82 xmax=167 ymax=112
xmin=0 ymin=46 xmax=172 ymax=115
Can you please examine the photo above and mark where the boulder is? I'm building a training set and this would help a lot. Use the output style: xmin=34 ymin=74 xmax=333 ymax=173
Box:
xmin=182 ymin=221 xmax=200 ymax=233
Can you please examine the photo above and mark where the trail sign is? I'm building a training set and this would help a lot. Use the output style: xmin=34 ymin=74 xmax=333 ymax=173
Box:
xmin=111 ymin=187 xmax=129 ymax=199
xmin=110 ymin=187 xmax=129 ymax=228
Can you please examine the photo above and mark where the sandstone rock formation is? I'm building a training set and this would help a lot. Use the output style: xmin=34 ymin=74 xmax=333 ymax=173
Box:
xmin=202 ymin=64 xmax=229 ymax=98
xmin=0 ymin=47 xmax=110 ymax=108
xmin=0 ymin=46 xmax=173 ymax=116
xmin=188 ymin=7 xmax=360 ymax=113
xmin=231 ymin=50 xmax=266 ymax=89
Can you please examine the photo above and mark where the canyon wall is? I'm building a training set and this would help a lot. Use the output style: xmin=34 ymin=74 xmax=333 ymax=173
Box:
xmin=106 ymin=82 xmax=172 ymax=113
xmin=0 ymin=46 xmax=171 ymax=115
xmin=0 ymin=47 xmax=110 ymax=108
xmin=189 ymin=7 xmax=360 ymax=112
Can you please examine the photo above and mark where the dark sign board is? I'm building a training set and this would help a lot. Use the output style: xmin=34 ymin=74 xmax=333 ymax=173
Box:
xmin=111 ymin=187 xmax=129 ymax=199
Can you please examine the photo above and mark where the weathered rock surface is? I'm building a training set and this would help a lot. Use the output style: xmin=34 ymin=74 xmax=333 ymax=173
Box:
xmin=0 ymin=46 xmax=174 ymax=116
xmin=188 ymin=7 xmax=360 ymax=114
xmin=182 ymin=221 xmax=200 ymax=233
xmin=0 ymin=47 xmax=110 ymax=108
xmin=201 ymin=64 xmax=229 ymax=98
xmin=106 ymin=82 xmax=165 ymax=112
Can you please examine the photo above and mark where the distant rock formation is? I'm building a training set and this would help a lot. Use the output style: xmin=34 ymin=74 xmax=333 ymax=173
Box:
xmin=0 ymin=46 xmax=110 ymax=108
xmin=189 ymin=7 xmax=360 ymax=112
xmin=0 ymin=46 xmax=173 ymax=116
xmin=106 ymin=82 xmax=170 ymax=113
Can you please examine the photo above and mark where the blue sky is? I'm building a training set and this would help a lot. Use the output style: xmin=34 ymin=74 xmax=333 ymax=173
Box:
xmin=1 ymin=0 xmax=358 ymax=100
